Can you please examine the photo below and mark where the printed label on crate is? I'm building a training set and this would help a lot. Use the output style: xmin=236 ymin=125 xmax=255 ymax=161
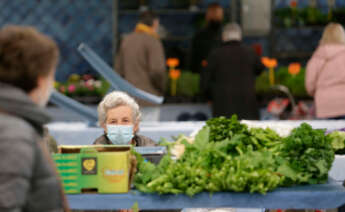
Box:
xmin=82 ymin=157 xmax=97 ymax=175
xmin=101 ymin=167 xmax=126 ymax=183
xmin=134 ymin=146 xmax=166 ymax=155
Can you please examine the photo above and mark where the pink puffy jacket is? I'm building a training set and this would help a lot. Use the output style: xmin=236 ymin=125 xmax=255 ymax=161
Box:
xmin=306 ymin=44 xmax=345 ymax=118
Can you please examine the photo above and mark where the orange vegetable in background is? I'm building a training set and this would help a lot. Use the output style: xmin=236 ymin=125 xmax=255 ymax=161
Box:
xmin=169 ymin=69 xmax=181 ymax=96
xmin=261 ymin=57 xmax=278 ymax=69
xmin=166 ymin=58 xmax=180 ymax=68
xmin=169 ymin=69 xmax=181 ymax=80
xmin=261 ymin=57 xmax=278 ymax=85
xmin=290 ymin=0 xmax=297 ymax=8
xmin=288 ymin=62 xmax=301 ymax=75
xmin=261 ymin=57 xmax=270 ymax=67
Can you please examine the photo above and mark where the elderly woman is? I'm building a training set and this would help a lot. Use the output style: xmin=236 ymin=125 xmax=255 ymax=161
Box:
xmin=94 ymin=91 xmax=156 ymax=146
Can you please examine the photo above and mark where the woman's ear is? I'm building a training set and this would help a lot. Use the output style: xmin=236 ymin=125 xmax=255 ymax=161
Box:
xmin=101 ymin=123 xmax=107 ymax=133
xmin=133 ymin=120 xmax=139 ymax=134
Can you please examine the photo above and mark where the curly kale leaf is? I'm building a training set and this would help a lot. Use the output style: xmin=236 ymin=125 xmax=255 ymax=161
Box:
xmin=206 ymin=115 xmax=249 ymax=142
xmin=280 ymin=123 xmax=334 ymax=185
xmin=327 ymin=131 xmax=345 ymax=154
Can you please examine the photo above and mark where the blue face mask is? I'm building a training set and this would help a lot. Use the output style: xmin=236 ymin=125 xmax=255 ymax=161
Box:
xmin=106 ymin=125 xmax=134 ymax=145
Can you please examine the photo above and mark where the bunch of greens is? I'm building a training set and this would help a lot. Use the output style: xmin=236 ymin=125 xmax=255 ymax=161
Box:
xmin=278 ymin=124 xmax=334 ymax=185
xmin=327 ymin=130 xmax=345 ymax=155
xmin=134 ymin=116 xmax=335 ymax=196
xmin=206 ymin=116 xmax=249 ymax=142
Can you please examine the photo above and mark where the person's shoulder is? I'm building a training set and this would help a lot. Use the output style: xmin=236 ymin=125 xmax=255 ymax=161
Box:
xmin=313 ymin=44 xmax=345 ymax=59
xmin=129 ymin=32 xmax=157 ymax=41
xmin=209 ymin=44 xmax=227 ymax=56
xmin=130 ymin=33 xmax=162 ymax=48
xmin=233 ymin=42 xmax=251 ymax=51
xmin=312 ymin=45 xmax=329 ymax=58
xmin=121 ymin=32 xmax=146 ymax=43
xmin=93 ymin=134 xmax=109 ymax=145
xmin=230 ymin=43 xmax=257 ymax=58
xmin=134 ymin=134 xmax=157 ymax=146
xmin=0 ymin=113 xmax=37 ymax=145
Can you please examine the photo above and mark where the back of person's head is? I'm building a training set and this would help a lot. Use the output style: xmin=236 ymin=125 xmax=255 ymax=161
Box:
xmin=222 ymin=23 xmax=242 ymax=42
xmin=139 ymin=11 xmax=158 ymax=27
xmin=0 ymin=25 xmax=59 ymax=93
xmin=320 ymin=22 xmax=345 ymax=45
xmin=206 ymin=3 xmax=224 ymax=23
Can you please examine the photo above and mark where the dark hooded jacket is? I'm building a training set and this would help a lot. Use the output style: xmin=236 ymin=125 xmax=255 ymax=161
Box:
xmin=0 ymin=82 xmax=66 ymax=212
xmin=202 ymin=41 xmax=264 ymax=120
xmin=190 ymin=22 xmax=223 ymax=74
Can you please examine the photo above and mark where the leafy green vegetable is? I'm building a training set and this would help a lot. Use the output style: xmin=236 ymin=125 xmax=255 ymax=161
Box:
xmin=327 ymin=131 xmax=345 ymax=154
xmin=280 ymin=123 xmax=334 ymax=185
xmin=206 ymin=115 xmax=249 ymax=142
xmin=134 ymin=116 xmax=335 ymax=196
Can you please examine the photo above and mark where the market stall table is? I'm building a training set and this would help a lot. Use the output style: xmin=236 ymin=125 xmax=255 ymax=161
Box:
xmin=48 ymin=120 xmax=345 ymax=183
xmin=67 ymin=179 xmax=345 ymax=210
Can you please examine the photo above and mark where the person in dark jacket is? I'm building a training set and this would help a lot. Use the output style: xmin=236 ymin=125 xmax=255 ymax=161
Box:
xmin=0 ymin=26 xmax=68 ymax=211
xmin=202 ymin=23 xmax=264 ymax=120
xmin=190 ymin=3 xmax=224 ymax=74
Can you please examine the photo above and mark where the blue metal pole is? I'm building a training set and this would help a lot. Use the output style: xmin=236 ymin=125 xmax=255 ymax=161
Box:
xmin=78 ymin=43 xmax=164 ymax=104
xmin=50 ymin=90 xmax=98 ymax=126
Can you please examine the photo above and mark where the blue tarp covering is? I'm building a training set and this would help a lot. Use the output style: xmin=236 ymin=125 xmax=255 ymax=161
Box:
xmin=67 ymin=179 xmax=345 ymax=210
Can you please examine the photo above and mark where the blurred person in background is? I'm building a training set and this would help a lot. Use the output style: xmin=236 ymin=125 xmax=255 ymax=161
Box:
xmin=93 ymin=91 xmax=156 ymax=146
xmin=202 ymin=23 xmax=264 ymax=120
xmin=190 ymin=3 xmax=224 ymax=75
xmin=0 ymin=25 xmax=68 ymax=211
xmin=115 ymin=11 xmax=166 ymax=106
xmin=306 ymin=22 xmax=345 ymax=120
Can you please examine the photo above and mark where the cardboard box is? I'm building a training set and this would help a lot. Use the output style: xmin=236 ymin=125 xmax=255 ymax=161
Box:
xmin=53 ymin=145 xmax=131 ymax=194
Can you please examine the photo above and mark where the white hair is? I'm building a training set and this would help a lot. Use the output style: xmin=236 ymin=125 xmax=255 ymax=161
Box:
xmin=97 ymin=91 xmax=141 ymax=125
xmin=222 ymin=23 xmax=242 ymax=42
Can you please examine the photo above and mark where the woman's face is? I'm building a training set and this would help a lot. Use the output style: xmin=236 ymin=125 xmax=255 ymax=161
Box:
xmin=103 ymin=105 xmax=139 ymax=133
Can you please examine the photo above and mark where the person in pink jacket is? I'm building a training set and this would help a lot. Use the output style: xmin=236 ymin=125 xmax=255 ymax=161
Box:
xmin=306 ymin=23 xmax=345 ymax=119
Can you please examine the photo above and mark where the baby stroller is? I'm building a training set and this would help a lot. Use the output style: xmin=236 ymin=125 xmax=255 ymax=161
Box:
xmin=266 ymin=85 xmax=314 ymax=120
